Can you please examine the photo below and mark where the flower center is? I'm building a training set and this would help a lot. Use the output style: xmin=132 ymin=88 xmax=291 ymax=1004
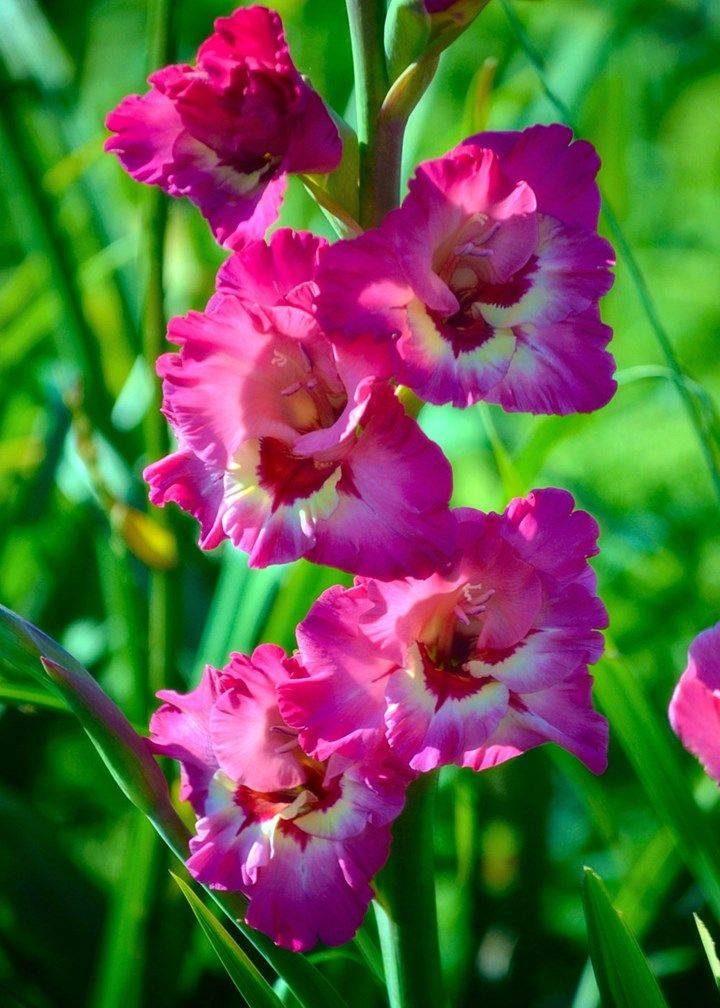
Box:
xmin=431 ymin=216 xmax=537 ymax=355
xmin=415 ymin=582 xmax=525 ymax=710
xmin=234 ymin=750 xmax=338 ymax=823
xmin=252 ymin=341 xmax=349 ymax=511
xmin=272 ymin=343 xmax=347 ymax=434
xmin=257 ymin=437 xmax=341 ymax=510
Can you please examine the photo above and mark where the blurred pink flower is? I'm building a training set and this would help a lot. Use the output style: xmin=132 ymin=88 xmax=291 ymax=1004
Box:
xmin=150 ymin=644 xmax=406 ymax=951
xmin=106 ymin=6 xmax=340 ymax=249
xmin=317 ymin=124 xmax=615 ymax=412
xmin=279 ymin=488 xmax=608 ymax=774
xmin=669 ymin=623 xmax=720 ymax=781
xmin=144 ymin=228 xmax=456 ymax=578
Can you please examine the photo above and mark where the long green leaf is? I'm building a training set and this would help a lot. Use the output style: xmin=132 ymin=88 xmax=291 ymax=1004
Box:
xmin=583 ymin=868 xmax=669 ymax=1008
xmin=0 ymin=680 xmax=66 ymax=713
xmin=573 ymin=829 xmax=681 ymax=1008
xmin=0 ymin=604 xmax=346 ymax=1008
xmin=695 ymin=915 xmax=720 ymax=994
xmin=172 ymin=873 xmax=284 ymax=1008
xmin=0 ymin=59 xmax=136 ymax=462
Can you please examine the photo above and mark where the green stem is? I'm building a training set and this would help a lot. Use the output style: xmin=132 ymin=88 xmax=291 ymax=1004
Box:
xmin=374 ymin=774 xmax=446 ymax=1008
xmin=345 ymin=6 xmax=444 ymax=1002
xmin=500 ymin=0 xmax=720 ymax=508
xmin=345 ymin=0 xmax=390 ymax=225
xmin=143 ymin=0 xmax=180 ymax=702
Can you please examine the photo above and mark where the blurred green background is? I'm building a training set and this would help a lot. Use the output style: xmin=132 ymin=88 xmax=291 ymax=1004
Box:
xmin=1 ymin=0 xmax=719 ymax=1005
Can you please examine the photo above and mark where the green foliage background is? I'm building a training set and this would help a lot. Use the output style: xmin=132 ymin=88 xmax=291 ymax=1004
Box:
xmin=0 ymin=0 xmax=719 ymax=1005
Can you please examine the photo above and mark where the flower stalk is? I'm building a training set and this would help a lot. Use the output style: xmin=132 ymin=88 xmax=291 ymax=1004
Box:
xmin=374 ymin=774 xmax=446 ymax=1008
xmin=345 ymin=5 xmax=446 ymax=1002
xmin=345 ymin=0 xmax=391 ymax=224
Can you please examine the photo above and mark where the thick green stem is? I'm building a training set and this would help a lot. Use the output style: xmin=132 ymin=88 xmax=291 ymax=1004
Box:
xmin=375 ymin=774 xmax=446 ymax=1008
xmin=345 ymin=5 xmax=444 ymax=1003
xmin=345 ymin=0 xmax=390 ymax=225
xmin=143 ymin=0 xmax=180 ymax=702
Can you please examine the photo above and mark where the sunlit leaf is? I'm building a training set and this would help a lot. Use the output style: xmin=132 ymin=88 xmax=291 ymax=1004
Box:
xmin=582 ymin=867 xmax=669 ymax=1008
xmin=172 ymin=873 xmax=284 ymax=1008
xmin=695 ymin=915 xmax=720 ymax=994
xmin=594 ymin=651 xmax=720 ymax=921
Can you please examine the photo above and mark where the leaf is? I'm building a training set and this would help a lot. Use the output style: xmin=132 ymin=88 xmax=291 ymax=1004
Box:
xmin=573 ymin=829 xmax=681 ymax=1008
xmin=694 ymin=915 xmax=720 ymax=993
xmin=594 ymin=652 xmax=720 ymax=921
xmin=0 ymin=680 xmax=67 ymax=713
xmin=172 ymin=873 xmax=284 ymax=1008
xmin=582 ymin=868 xmax=669 ymax=1008
xmin=0 ymin=605 xmax=347 ymax=1008
xmin=0 ymin=602 xmax=189 ymax=857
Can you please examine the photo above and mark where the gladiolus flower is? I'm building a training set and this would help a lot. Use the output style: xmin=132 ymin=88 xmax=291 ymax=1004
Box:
xmin=669 ymin=622 xmax=720 ymax=781
xmin=144 ymin=229 xmax=456 ymax=578
xmin=317 ymin=124 xmax=615 ymax=412
xmin=106 ymin=6 xmax=341 ymax=249
xmin=279 ymin=489 xmax=608 ymax=774
xmin=150 ymin=645 xmax=406 ymax=951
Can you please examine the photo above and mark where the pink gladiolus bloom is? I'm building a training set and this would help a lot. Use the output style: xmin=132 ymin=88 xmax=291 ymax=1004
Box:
xmin=144 ymin=229 xmax=456 ymax=578
xmin=279 ymin=489 xmax=609 ymax=774
xmin=669 ymin=623 xmax=720 ymax=782
xmin=317 ymin=124 xmax=615 ymax=412
xmin=150 ymin=645 xmax=405 ymax=951
xmin=106 ymin=6 xmax=340 ymax=249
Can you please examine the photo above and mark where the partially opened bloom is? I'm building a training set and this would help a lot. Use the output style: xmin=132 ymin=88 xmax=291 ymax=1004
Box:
xmin=144 ymin=229 xmax=456 ymax=578
xmin=317 ymin=124 xmax=615 ymax=412
xmin=669 ymin=623 xmax=720 ymax=781
xmin=150 ymin=645 xmax=405 ymax=951
xmin=106 ymin=6 xmax=340 ymax=248
xmin=279 ymin=488 xmax=608 ymax=774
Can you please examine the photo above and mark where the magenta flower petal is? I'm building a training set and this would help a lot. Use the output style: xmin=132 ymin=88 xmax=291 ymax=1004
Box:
xmin=284 ymin=488 xmax=608 ymax=775
xmin=317 ymin=125 xmax=615 ymax=413
xmin=669 ymin=623 xmax=720 ymax=782
xmin=106 ymin=7 xmax=340 ymax=249
xmin=144 ymin=448 xmax=225 ymax=551
xmin=242 ymin=820 xmax=391 ymax=951
xmin=465 ymin=670 xmax=609 ymax=775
